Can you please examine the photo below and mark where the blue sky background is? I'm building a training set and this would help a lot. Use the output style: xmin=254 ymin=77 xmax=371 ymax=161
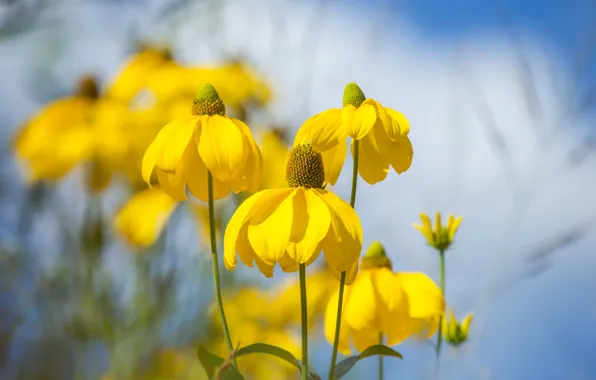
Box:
xmin=1 ymin=0 xmax=596 ymax=379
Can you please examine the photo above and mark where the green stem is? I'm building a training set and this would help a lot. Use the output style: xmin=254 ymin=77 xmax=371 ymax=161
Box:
xmin=328 ymin=139 xmax=359 ymax=379
xmin=208 ymin=171 xmax=235 ymax=363
xmin=435 ymin=250 xmax=446 ymax=358
xmin=378 ymin=332 xmax=384 ymax=380
xmin=299 ymin=263 xmax=309 ymax=380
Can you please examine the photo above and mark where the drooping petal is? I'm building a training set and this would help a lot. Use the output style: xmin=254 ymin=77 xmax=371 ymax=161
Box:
xmin=114 ymin=187 xmax=178 ymax=247
xmin=183 ymin=137 xmax=230 ymax=202
xmin=156 ymin=117 xmax=197 ymax=172
xmin=228 ymin=118 xmax=262 ymax=193
xmin=295 ymin=109 xmax=345 ymax=151
xmin=246 ymin=189 xmax=296 ymax=265
xmin=223 ymin=188 xmax=292 ymax=270
xmin=352 ymin=125 xmax=390 ymax=185
xmin=156 ymin=167 xmax=187 ymax=201
xmin=286 ymin=189 xmax=330 ymax=264
xmin=319 ymin=190 xmax=363 ymax=284
xmin=342 ymin=103 xmax=377 ymax=140
xmin=398 ymin=272 xmax=445 ymax=319
xmin=324 ymin=288 xmax=352 ymax=355
xmin=387 ymin=136 xmax=413 ymax=174
xmin=254 ymin=255 xmax=276 ymax=278
xmin=343 ymin=270 xmax=379 ymax=331
xmin=352 ymin=328 xmax=379 ymax=353
xmin=385 ymin=107 xmax=410 ymax=136
xmin=197 ymin=115 xmax=246 ymax=182
xmin=320 ymin=138 xmax=347 ymax=186
xmin=363 ymin=99 xmax=402 ymax=141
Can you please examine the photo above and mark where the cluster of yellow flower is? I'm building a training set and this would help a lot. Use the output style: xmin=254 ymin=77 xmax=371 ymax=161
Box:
xmin=13 ymin=46 xmax=473 ymax=379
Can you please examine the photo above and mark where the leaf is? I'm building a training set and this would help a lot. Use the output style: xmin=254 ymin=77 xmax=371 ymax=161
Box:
xmin=196 ymin=345 xmax=245 ymax=380
xmin=333 ymin=344 xmax=402 ymax=379
xmin=235 ymin=343 xmax=321 ymax=380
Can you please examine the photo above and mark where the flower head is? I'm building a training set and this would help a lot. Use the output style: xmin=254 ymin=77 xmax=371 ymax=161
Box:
xmin=294 ymin=82 xmax=412 ymax=185
xmin=224 ymin=143 xmax=362 ymax=284
xmin=443 ymin=308 xmax=473 ymax=346
xmin=142 ymin=83 xmax=262 ymax=202
xmin=413 ymin=212 xmax=463 ymax=252
xmin=324 ymin=241 xmax=445 ymax=354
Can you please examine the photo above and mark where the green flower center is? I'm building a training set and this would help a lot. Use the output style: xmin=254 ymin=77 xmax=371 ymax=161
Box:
xmin=286 ymin=144 xmax=325 ymax=189
xmin=342 ymin=82 xmax=366 ymax=108
xmin=77 ymin=75 xmax=99 ymax=99
xmin=361 ymin=241 xmax=393 ymax=270
xmin=192 ymin=83 xmax=226 ymax=116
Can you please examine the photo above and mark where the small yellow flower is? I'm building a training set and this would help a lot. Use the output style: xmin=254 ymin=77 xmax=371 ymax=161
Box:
xmin=114 ymin=188 xmax=178 ymax=248
xmin=142 ymin=83 xmax=262 ymax=202
xmin=259 ymin=127 xmax=291 ymax=190
xmin=324 ymin=241 xmax=444 ymax=354
xmin=224 ymin=144 xmax=362 ymax=284
xmin=413 ymin=212 xmax=463 ymax=252
xmin=442 ymin=308 xmax=473 ymax=346
xmin=294 ymin=82 xmax=412 ymax=185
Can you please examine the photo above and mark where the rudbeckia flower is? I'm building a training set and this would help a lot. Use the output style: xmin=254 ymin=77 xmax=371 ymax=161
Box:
xmin=294 ymin=82 xmax=412 ymax=185
xmin=442 ymin=308 xmax=473 ymax=346
xmin=413 ymin=212 xmax=463 ymax=252
xmin=224 ymin=143 xmax=363 ymax=284
xmin=324 ymin=241 xmax=444 ymax=354
xmin=141 ymin=83 xmax=262 ymax=202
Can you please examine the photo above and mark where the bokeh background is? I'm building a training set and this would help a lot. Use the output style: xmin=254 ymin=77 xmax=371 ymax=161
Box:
xmin=1 ymin=0 xmax=596 ymax=379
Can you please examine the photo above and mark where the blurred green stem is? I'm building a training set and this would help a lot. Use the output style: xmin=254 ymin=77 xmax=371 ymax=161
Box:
xmin=208 ymin=171 xmax=235 ymax=365
xmin=378 ymin=332 xmax=384 ymax=380
xmin=329 ymin=139 xmax=359 ymax=379
xmin=436 ymin=250 xmax=446 ymax=358
xmin=299 ymin=263 xmax=308 ymax=380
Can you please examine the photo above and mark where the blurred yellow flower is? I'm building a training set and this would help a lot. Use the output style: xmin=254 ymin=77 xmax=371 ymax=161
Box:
xmin=114 ymin=187 xmax=178 ymax=247
xmin=324 ymin=241 xmax=444 ymax=354
xmin=14 ymin=76 xmax=134 ymax=191
xmin=294 ymin=82 xmax=412 ymax=185
xmin=258 ymin=127 xmax=291 ymax=190
xmin=224 ymin=144 xmax=362 ymax=284
xmin=413 ymin=212 xmax=463 ymax=252
xmin=442 ymin=308 xmax=473 ymax=346
xmin=209 ymin=288 xmax=300 ymax=380
xmin=142 ymin=83 xmax=261 ymax=202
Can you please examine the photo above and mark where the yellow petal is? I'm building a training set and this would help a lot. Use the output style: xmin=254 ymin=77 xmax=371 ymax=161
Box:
xmin=385 ymin=107 xmax=410 ymax=136
xmin=324 ymin=288 xmax=352 ymax=355
xmin=246 ymin=189 xmax=296 ymax=265
xmin=319 ymin=190 xmax=363 ymax=284
xmin=352 ymin=128 xmax=390 ymax=185
xmin=229 ymin=118 xmax=262 ymax=193
xmin=156 ymin=167 xmax=187 ymax=201
xmin=342 ymin=104 xmax=377 ymax=140
xmin=352 ymin=328 xmax=379 ymax=353
xmin=156 ymin=117 xmax=197 ymax=172
xmin=114 ymin=188 xmax=178 ymax=247
xmin=461 ymin=313 xmax=473 ymax=334
xmin=223 ymin=188 xmax=292 ymax=270
xmin=386 ymin=136 xmax=413 ymax=174
xmin=286 ymin=189 xmax=330 ymax=264
xmin=308 ymin=109 xmax=346 ymax=150
xmin=183 ymin=138 xmax=230 ymax=202
xmin=197 ymin=115 xmax=246 ymax=182
xmin=398 ymin=272 xmax=445 ymax=318
xmin=344 ymin=270 xmax=379 ymax=331
xmin=320 ymin=139 xmax=347 ymax=186
xmin=435 ymin=212 xmax=442 ymax=235
xmin=414 ymin=213 xmax=433 ymax=243
xmin=449 ymin=216 xmax=463 ymax=241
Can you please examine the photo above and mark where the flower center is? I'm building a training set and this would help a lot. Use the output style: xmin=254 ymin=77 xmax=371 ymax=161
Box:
xmin=77 ymin=75 xmax=99 ymax=99
xmin=361 ymin=241 xmax=393 ymax=270
xmin=192 ymin=83 xmax=226 ymax=116
xmin=342 ymin=82 xmax=366 ymax=108
xmin=286 ymin=144 xmax=326 ymax=189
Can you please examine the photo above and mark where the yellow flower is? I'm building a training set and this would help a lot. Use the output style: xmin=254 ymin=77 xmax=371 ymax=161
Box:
xmin=14 ymin=76 xmax=134 ymax=191
xmin=324 ymin=241 xmax=444 ymax=354
xmin=442 ymin=308 xmax=473 ymax=346
xmin=224 ymin=144 xmax=363 ymax=284
xmin=294 ymin=82 xmax=412 ymax=185
xmin=413 ymin=212 xmax=463 ymax=252
xmin=142 ymin=83 xmax=262 ymax=202
xmin=259 ymin=127 xmax=291 ymax=190
xmin=114 ymin=187 xmax=178 ymax=248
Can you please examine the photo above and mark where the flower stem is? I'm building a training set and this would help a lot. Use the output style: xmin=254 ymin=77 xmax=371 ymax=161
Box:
xmin=435 ymin=249 xmax=446 ymax=358
xmin=299 ymin=263 xmax=309 ymax=380
xmin=208 ymin=171 xmax=235 ymax=364
xmin=328 ymin=139 xmax=360 ymax=379
xmin=378 ymin=332 xmax=384 ymax=380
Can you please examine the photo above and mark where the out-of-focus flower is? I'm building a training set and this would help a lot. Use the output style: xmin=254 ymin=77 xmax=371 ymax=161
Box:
xmin=413 ymin=212 xmax=463 ymax=252
xmin=224 ymin=144 xmax=362 ymax=284
xmin=208 ymin=288 xmax=300 ymax=380
xmin=294 ymin=82 xmax=412 ymax=185
xmin=258 ymin=127 xmax=291 ymax=190
xmin=114 ymin=188 xmax=178 ymax=248
xmin=442 ymin=308 xmax=473 ymax=346
xmin=142 ymin=83 xmax=261 ymax=202
xmin=14 ymin=76 xmax=135 ymax=191
xmin=324 ymin=241 xmax=444 ymax=354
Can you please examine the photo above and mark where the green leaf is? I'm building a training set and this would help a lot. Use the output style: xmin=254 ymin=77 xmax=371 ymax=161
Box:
xmin=235 ymin=343 xmax=321 ymax=380
xmin=196 ymin=345 xmax=245 ymax=380
xmin=333 ymin=344 xmax=403 ymax=379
